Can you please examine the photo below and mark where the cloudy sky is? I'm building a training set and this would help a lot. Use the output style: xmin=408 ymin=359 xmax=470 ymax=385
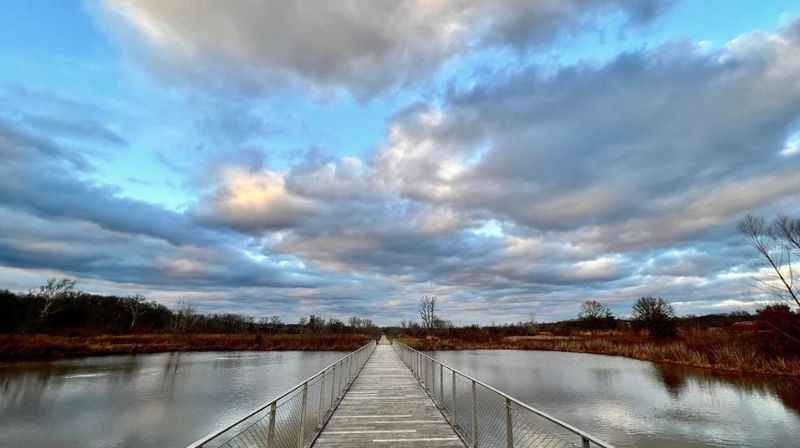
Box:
xmin=2 ymin=1 xmax=800 ymax=324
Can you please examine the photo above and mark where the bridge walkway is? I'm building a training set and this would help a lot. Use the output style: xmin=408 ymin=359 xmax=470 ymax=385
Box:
xmin=312 ymin=339 xmax=464 ymax=448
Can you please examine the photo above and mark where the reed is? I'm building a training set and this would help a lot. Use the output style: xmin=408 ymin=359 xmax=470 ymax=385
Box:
xmin=400 ymin=331 xmax=800 ymax=377
xmin=0 ymin=333 xmax=375 ymax=360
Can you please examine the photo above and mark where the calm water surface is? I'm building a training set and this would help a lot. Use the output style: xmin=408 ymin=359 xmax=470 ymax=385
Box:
xmin=0 ymin=351 xmax=346 ymax=448
xmin=3 ymin=350 xmax=799 ymax=448
xmin=430 ymin=350 xmax=800 ymax=448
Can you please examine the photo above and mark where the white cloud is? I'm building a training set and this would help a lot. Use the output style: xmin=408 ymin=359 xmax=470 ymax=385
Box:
xmin=100 ymin=0 xmax=672 ymax=96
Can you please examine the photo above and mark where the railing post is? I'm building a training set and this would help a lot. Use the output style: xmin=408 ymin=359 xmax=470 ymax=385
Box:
xmin=505 ymin=398 xmax=513 ymax=448
xmin=439 ymin=363 xmax=444 ymax=405
xmin=471 ymin=379 xmax=478 ymax=448
xmin=318 ymin=371 xmax=326 ymax=427
xmin=452 ymin=370 xmax=457 ymax=425
xmin=424 ymin=356 xmax=428 ymax=389
xmin=422 ymin=355 xmax=426 ymax=388
xmin=298 ymin=382 xmax=308 ymax=448
xmin=267 ymin=401 xmax=276 ymax=446
xmin=331 ymin=364 xmax=337 ymax=403
xmin=427 ymin=358 xmax=431 ymax=391
xmin=582 ymin=437 xmax=590 ymax=448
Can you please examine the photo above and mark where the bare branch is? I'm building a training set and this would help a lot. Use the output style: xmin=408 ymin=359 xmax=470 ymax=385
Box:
xmin=740 ymin=214 xmax=800 ymax=309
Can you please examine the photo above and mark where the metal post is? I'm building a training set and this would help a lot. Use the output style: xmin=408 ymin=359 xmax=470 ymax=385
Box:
xmin=471 ymin=379 xmax=478 ymax=448
xmin=424 ymin=356 xmax=427 ymax=388
xmin=452 ymin=370 xmax=457 ymax=425
xmin=505 ymin=398 xmax=513 ymax=448
xmin=331 ymin=364 xmax=337 ymax=404
xmin=439 ymin=363 xmax=444 ymax=405
xmin=419 ymin=354 xmax=423 ymax=384
xmin=318 ymin=372 xmax=326 ymax=427
xmin=267 ymin=401 xmax=277 ymax=446
xmin=298 ymin=382 xmax=308 ymax=448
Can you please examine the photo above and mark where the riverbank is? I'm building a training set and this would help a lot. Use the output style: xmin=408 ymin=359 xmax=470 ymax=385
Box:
xmin=399 ymin=333 xmax=800 ymax=377
xmin=0 ymin=334 xmax=375 ymax=360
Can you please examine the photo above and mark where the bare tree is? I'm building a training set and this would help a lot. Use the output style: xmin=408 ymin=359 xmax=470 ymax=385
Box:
xmin=259 ymin=315 xmax=283 ymax=334
xmin=525 ymin=313 xmax=538 ymax=335
xmin=632 ymin=297 xmax=676 ymax=338
xmin=740 ymin=214 xmax=800 ymax=309
xmin=349 ymin=316 xmax=376 ymax=330
xmin=125 ymin=295 xmax=145 ymax=331
xmin=774 ymin=215 xmax=800 ymax=252
xmin=172 ymin=301 xmax=198 ymax=333
xmin=32 ymin=278 xmax=77 ymax=324
xmin=418 ymin=296 xmax=439 ymax=330
xmin=578 ymin=300 xmax=613 ymax=320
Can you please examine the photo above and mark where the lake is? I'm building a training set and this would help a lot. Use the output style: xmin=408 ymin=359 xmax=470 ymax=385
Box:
xmin=2 ymin=349 xmax=799 ymax=448
xmin=429 ymin=350 xmax=800 ymax=448
xmin=0 ymin=351 xmax=346 ymax=448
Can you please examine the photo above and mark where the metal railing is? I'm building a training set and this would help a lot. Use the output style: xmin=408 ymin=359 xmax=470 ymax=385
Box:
xmin=393 ymin=341 xmax=615 ymax=448
xmin=187 ymin=340 xmax=377 ymax=448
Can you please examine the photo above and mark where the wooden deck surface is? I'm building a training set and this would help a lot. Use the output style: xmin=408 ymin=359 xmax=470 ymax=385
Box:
xmin=313 ymin=339 xmax=464 ymax=448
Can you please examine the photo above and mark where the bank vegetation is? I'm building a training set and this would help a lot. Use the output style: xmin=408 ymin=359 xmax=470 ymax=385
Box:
xmin=0 ymin=281 xmax=378 ymax=360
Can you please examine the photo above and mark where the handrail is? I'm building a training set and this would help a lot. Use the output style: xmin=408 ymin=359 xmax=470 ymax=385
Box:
xmin=186 ymin=339 xmax=377 ymax=448
xmin=393 ymin=341 xmax=615 ymax=448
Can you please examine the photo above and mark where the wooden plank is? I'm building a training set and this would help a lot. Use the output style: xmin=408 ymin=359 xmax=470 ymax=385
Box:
xmin=313 ymin=340 xmax=465 ymax=448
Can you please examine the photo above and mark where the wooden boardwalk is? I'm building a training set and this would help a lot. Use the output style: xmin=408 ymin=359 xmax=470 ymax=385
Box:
xmin=313 ymin=338 xmax=464 ymax=448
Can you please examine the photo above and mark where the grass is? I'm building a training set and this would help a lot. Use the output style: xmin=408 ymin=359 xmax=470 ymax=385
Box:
xmin=398 ymin=330 xmax=800 ymax=377
xmin=0 ymin=333 xmax=375 ymax=361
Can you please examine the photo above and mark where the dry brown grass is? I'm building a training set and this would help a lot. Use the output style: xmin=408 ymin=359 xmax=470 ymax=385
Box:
xmin=399 ymin=330 xmax=800 ymax=377
xmin=0 ymin=333 xmax=375 ymax=360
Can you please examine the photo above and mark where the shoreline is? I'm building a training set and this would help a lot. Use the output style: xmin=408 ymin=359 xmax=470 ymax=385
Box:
xmin=4 ymin=333 xmax=799 ymax=380
xmin=398 ymin=336 xmax=800 ymax=379
xmin=0 ymin=334 xmax=375 ymax=361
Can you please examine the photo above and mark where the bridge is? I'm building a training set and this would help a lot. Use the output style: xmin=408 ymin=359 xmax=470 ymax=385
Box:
xmin=187 ymin=337 xmax=614 ymax=448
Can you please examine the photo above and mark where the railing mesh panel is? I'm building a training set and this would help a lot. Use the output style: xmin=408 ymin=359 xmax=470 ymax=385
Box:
xmin=189 ymin=341 xmax=376 ymax=448
xmin=393 ymin=342 xmax=613 ymax=448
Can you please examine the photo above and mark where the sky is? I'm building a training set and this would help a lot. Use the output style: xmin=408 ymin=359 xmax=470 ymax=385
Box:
xmin=2 ymin=0 xmax=800 ymax=325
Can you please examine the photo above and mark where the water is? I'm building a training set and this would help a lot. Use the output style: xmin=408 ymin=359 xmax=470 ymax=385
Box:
xmin=0 ymin=351 xmax=346 ymax=448
xmin=3 ymin=350 xmax=798 ymax=448
xmin=429 ymin=350 xmax=800 ymax=448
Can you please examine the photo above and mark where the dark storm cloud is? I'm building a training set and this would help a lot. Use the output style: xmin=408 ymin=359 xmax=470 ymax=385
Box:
xmin=100 ymin=0 xmax=673 ymax=96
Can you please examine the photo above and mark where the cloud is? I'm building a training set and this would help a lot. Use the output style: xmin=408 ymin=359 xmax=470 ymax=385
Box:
xmin=361 ymin=20 xmax=800 ymax=249
xmin=0 ymin=106 xmax=336 ymax=294
xmin=99 ymin=0 xmax=673 ymax=96
xmin=193 ymin=167 xmax=320 ymax=233
xmin=230 ymin=20 xmax=800 ymax=320
xmin=5 ymin=13 xmax=800 ymax=324
xmin=23 ymin=113 xmax=127 ymax=146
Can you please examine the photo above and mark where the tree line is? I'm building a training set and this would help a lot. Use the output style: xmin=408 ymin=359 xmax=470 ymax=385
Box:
xmin=390 ymin=293 xmax=797 ymax=344
xmin=0 ymin=279 xmax=378 ymax=335
xmin=389 ymin=213 xmax=800 ymax=341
